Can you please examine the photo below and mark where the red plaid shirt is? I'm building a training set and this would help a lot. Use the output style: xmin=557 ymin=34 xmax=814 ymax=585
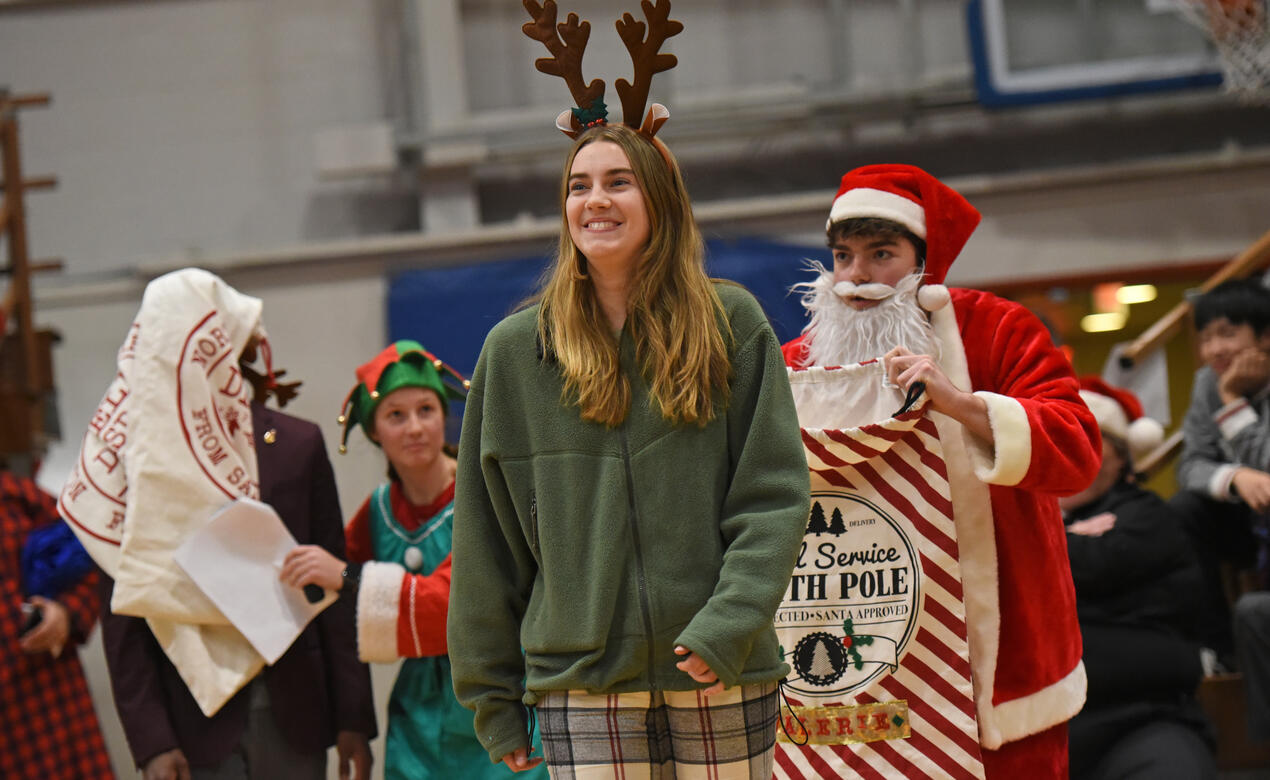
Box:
xmin=1 ymin=471 xmax=116 ymax=779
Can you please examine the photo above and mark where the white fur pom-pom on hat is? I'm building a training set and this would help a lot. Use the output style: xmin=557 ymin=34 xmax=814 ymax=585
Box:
xmin=1077 ymin=376 xmax=1165 ymax=466
xmin=1126 ymin=417 xmax=1166 ymax=465
xmin=917 ymin=284 xmax=950 ymax=313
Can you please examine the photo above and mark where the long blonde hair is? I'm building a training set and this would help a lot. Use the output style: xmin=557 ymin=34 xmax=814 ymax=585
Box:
xmin=535 ymin=124 xmax=731 ymax=428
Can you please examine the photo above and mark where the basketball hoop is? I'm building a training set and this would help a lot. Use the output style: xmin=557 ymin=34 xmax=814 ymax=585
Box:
xmin=1173 ymin=0 xmax=1270 ymax=103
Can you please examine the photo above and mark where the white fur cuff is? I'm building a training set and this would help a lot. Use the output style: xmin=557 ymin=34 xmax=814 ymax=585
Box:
xmin=979 ymin=661 xmax=1087 ymax=750
xmin=356 ymin=561 xmax=406 ymax=663
xmin=968 ymin=392 xmax=1031 ymax=486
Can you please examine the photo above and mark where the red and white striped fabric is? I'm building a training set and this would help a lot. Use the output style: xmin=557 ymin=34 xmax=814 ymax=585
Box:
xmin=775 ymin=361 xmax=985 ymax=780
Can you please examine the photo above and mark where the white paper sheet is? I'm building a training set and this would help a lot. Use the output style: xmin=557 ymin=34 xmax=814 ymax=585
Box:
xmin=1102 ymin=342 xmax=1171 ymax=428
xmin=173 ymin=497 xmax=337 ymax=664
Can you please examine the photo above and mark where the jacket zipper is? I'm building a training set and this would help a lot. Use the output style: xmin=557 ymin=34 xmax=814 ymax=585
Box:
xmin=528 ymin=489 xmax=540 ymax=558
xmin=620 ymin=428 xmax=659 ymax=691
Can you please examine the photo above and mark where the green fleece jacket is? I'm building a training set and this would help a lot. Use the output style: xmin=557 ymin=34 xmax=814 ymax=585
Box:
xmin=448 ymin=283 xmax=810 ymax=763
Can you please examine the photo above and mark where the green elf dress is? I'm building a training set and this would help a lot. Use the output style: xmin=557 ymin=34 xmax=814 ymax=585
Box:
xmin=350 ymin=480 xmax=546 ymax=780
xmin=339 ymin=340 xmax=545 ymax=778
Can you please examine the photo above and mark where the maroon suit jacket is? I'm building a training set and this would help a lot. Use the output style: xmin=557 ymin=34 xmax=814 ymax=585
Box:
xmin=99 ymin=403 xmax=376 ymax=769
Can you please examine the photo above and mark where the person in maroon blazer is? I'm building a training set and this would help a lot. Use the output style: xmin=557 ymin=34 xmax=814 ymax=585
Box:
xmin=98 ymin=400 xmax=377 ymax=780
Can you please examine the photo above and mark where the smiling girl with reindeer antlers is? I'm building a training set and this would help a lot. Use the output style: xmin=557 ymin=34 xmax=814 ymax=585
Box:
xmin=446 ymin=2 xmax=811 ymax=777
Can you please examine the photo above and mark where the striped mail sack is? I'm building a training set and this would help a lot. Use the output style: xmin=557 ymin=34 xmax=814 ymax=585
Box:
xmin=775 ymin=362 xmax=985 ymax=780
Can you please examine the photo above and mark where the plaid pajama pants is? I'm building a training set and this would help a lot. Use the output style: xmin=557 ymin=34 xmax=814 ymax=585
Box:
xmin=536 ymin=683 xmax=779 ymax=779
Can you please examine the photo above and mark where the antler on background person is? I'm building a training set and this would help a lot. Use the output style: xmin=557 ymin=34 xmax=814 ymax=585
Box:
xmin=522 ymin=0 xmax=607 ymax=138
xmin=239 ymin=336 xmax=301 ymax=408
xmin=615 ymin=0 xmax=682 ymax=131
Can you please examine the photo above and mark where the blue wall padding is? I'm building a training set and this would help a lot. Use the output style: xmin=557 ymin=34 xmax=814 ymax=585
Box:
xmin=387 ymin=237 xmax=824 ymax=378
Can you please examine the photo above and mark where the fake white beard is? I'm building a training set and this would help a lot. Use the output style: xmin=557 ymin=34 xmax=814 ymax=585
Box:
xmin=794 ymin=264 xmax=938 ymax=368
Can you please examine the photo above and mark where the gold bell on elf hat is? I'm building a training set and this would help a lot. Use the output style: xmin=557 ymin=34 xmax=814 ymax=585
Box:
xmin=337 ymin=340 xmax=469 ymax=453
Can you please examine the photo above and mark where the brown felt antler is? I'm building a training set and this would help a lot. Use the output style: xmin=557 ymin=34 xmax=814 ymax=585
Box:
xmin=523 ymin=0 xmax=606 ymax=138
xmin=614 ymin=0 xmax=682 ymax=133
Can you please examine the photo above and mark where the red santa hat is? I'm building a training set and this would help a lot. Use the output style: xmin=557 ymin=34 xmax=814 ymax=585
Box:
xmin=827 ymin=164 xmax=982 ymax=286
xmin=1077 ymin=376 xmax=1165 ymax=465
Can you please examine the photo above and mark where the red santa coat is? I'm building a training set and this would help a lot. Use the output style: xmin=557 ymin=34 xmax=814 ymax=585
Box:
xmin=783 ymin=287 xmax=1098 ymax=750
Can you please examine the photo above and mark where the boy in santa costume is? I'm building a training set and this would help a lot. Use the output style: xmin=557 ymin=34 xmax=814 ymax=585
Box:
xmin=783 ymin=164 xmax=1101 ymax=777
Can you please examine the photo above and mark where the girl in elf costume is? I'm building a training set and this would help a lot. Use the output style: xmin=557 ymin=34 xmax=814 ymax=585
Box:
xmin=281 ymin=340 xmax=546 ymax=780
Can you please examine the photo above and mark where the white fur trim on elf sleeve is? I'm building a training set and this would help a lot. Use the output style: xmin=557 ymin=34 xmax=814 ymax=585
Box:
xmin=356 ymin=561 xmax=406 ymax=663
xmin=966 ymin=391 xmax=1031 ymax=487
xmin=977 ymin=660 xmax=1088 ymax=750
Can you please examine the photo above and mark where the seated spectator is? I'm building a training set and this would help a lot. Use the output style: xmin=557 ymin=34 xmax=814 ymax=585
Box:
xmin=1234 ymin=591 xmax=1270 ymax=744
xmin=1062 ymin=378 xmax=1216 ymax=780
xmin=1173 ymin=278 xmax=1270 ymax=656
xmin=1 ymin=462 xmax=115 ymax=780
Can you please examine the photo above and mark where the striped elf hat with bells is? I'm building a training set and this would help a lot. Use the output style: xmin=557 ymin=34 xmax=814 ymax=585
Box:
xmin=337 ymin=340 xmax=469 ymax=454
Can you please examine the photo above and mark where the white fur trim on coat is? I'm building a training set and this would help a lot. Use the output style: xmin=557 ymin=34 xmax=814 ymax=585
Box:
xmin=978 ymin=661 xmax=1088 ymax=750
xmin=968 ymin=392 xmax=1032 ymax=487
xmin=930 ymin=410 xmax=1003 ymax=748
xmin=929 ymin=302 xmax=1003 ymax=751
xmin=356 ymin=561 xmax=405 ymax=663
xmin=929 ymin=298 xmax=1084 ymax=749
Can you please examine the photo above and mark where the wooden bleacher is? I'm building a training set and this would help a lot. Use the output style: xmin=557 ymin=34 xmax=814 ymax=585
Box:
xmin=0 ymin=89 xmax=62 ymax=466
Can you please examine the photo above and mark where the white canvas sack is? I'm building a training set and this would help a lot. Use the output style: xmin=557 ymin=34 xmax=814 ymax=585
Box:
xmin=59 ymin=268 xmax=268 ymax=715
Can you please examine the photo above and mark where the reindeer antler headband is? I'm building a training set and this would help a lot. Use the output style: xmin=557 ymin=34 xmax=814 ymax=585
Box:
xmin=522 ymin=0 xmax=682 ymax=139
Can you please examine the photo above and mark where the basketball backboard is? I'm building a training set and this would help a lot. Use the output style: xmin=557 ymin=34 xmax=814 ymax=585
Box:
xmin=967 ymin=0 xmax=1223 ymax=106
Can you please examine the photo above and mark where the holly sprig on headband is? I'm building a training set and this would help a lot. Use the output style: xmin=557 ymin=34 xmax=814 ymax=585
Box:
xmin=522 ymin=0 xmax=681 ymax=139
xmin=572 ymin=99 xmax=609 ymax=129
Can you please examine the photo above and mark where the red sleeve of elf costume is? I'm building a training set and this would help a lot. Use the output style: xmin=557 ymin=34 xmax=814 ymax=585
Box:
xmin=343 ymin=497 xmax=373 ymax=565
xmin=354 ymin=553 xmax=451 ymax=663
xmin=394 ymin=554 xmax=451 ymax=659
xmin=952 ymin=288 xmax=1101 ymax=495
